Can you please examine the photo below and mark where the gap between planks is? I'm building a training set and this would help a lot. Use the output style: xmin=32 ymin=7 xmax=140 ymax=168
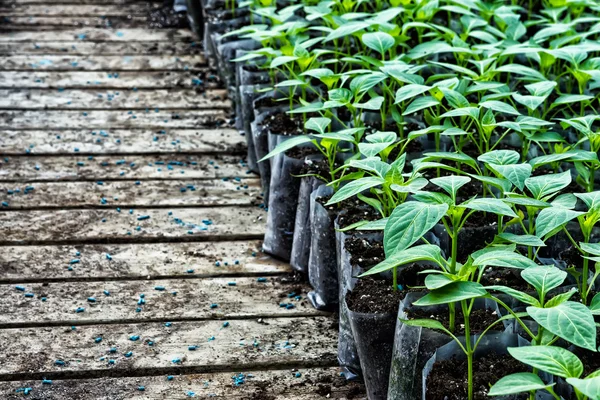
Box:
xmin=0 ymin=55 xmax=207 ymax=71
xmin=0 ymin=28 xmax=194 ymax=42
xmin=0 ymin=42 xmax=201 ymax=56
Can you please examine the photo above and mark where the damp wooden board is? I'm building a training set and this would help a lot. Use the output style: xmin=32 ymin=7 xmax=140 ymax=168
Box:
xmin=0 ymin=155 xmax=250 ymax=181
xmin=0 ymin=42 xmax=200 ymax=56
xmin=0 ymin=368 xmax=362 ymax=400
xmin=0 ymin=241 xmax=288 ymax=282
xmin=0 ymin=317 xmax=337 ymax=377
xmin=0 ymin=29 xmax=194 ymax=42
xmin=0 ymin=55 xmax=207 ymax=71
xmin=0 ymin=178 xmax=261 ymax=209
xmin=0 ymin=4 xmax=157 ymax=16
xmin=5 ymin=0 xmax=163 ymax=4
xmin=0 ymin=110 xmax=228 ymax=129
xmin=0 ymin=278 xmax=319 ymax=326
xmin=0 ymin=89 xmax=230 ymax=109
xmin=0 ymin=207 xmax=267 ymax=244
xmin=0 ymin=129 xmax=244 ymax=155
xmin=0 ymin=71 xmax=215 ymax=89
xmin=0 ymin=16 xmax=150 ymax=29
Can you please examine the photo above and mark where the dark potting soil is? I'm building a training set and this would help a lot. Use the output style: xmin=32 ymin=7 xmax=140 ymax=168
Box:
xmin=480 ymin=267 xmax=528 ymax=290
xmin=336 ymin=201 xmax=381 ymax=229
xmin=285 ymin=146 xmax=321 ymax=160
xmin=264 ymin=112 xmax=303 ymax=136
xmin=423 ymin=169 xmax=483 ymax=199
xmin=560 ymin=245 xmax=584 ymax=268
xmin=147 ymin=1 xmax=189 ymax=29
xmin=254 ymin=96 xmax=279 ymax=109
xmin=345 ymin=236 xmax=385 ymax=269
xmin=574 ymin=335 xmax=600 ymax=378
xmin=406 ymin=305 xmax=500 ymax=336
xmin=346 ymin=278 xmax=403 ymax=314
xmin=426 ymin=352 xmax=527 ymax=400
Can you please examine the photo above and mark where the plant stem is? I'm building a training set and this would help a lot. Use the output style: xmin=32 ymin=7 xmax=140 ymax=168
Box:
xmin=461 ymin=300 xmax=473 ymax=400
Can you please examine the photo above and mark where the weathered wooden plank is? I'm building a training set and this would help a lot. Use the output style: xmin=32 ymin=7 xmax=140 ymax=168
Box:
xmin=0 ymin=71 xmax=215 ymax=89
xmin=0 ymin=16 xmax=149 ymax=30
xmin=0 ymin=55 xmax=206 ymax=71
xmin=0 ymin=368 xmax=362 ymax=399
xmin=0 ymin=178 xmax=261 ymax=209
xmin=0 ymin=42 xmax=201 ymax=56
xmin=0 ymin=241 xmax=287 ymax=282
xmin=0 ymin=155 xmax=250 ymax=181
xmin=0 ymin=29 xmax=193 ymax=42
xmin=0 ymin=89 xmax=229 ymax=109
xmin=0 ymin=4 xmax=155 ymax=16
xmin=0 ymin=129 xmax=244 ymax=155
xmin=5 ymin=0 xmax=162 ymax=4
xmin=0 ymin=317 xmax=338 ymax=377
xmin=0 ymin=110 xmax=228 ymax=129
xmin=0 ymin=206 xmax=266 ymax=244
xmin=0 ymin=278 xmax=317 ymax=325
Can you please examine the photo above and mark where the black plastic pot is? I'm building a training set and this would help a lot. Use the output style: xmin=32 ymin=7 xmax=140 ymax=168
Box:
xmin=389 ymin=293 xmax=511 ymax=399
xmin=185 ymin=0 xmax=204 ymax=37
xmin=307 ymin=185 xmax=339 ymax=310
xmin=290 ymin=175 xmax=324 ymax=274
xmin=262 ymin=138 xmax=305 ymax=261
xmin=347 ymin=297 xmax=398 ymax=400
xmin=422 ymin=332 xmax=554 ymax=400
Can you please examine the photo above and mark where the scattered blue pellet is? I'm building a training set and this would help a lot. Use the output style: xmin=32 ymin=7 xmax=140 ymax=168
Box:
xmin=2 ymin=201 xmax=9 ymax=207
xmin=55 ymin=360 xmax=65 ymax=366
xmin=167 ymin=375 xmax=174 ymax=381
xmin=287 ymin=292 xmax=296 ymax=298
xmin=135 ymin=181 xmax=141 ymax=185
xmin=210 ymin=303 xmax=218 ymax=309
xmin=257 ymin=278 xmax=267 ymax=283
xmin=295 ymin=372 xmax=302 ymax=378
xmin=215 ymin=261 xmax=220 ymax=267
xmin=87 ymin=297 xmax=96 ymax=302
xmin=130 ymin=335 xmax=140 ymax=341
xmin=95 ymin=337 xmax=102 ymax=343
xmin=165 ymin=322 xmax=172 ymax=327
xmin=108 ymin=359 xmax=115 ymax=365
xmin=106 ymin=254 xmax=112 ymax=260
xmin=41 ymin=297 xmax=47 ymax=302
xmin=109 ymin=348 xmax=117 ymax=353
xmin=286 ymin=304 xmax=295 ymax=309
xmin=75 ymin=307 xmax=85 ymax=313
xmin=186 ymin=391 xmax=195 ymax=397
xmin=70 ymin=259 xmax=80 ymax=264
xmin=138 ymin=386 xmax=145 ymax=391
xmin=186 ymin=269 xmax=194 ymax=273
xmin=137 ymin=215 xmax=150 ymax=221
xmin=172 ymin=358 xmax=181 ymax=364
xmin=188 ymin=345 xmax=197 ymax=351
xmin=154 ymin=286 xmax=165 ymax=291
xmin=24 ymin=293 xmax=34 ymax=298
xmin=223 ymin=321 xmax=230 ymax=328
xmin=208 ymin=336 xmax=215 ymax=341
xmin=42 ymin=379 xmax=52 ymax=385
xmin=227 ymin=282 xmax=236 ymax=286
xmin=124 ymin=351 xmax=133 ymax=357
xmin=15 ymin=285 xmax=25 ymax=291
xmin=104 ymin=290 xmax=110 ymax=296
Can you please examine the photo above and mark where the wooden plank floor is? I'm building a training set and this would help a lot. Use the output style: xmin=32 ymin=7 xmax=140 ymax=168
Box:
xmin=0 ymin=4 xmax=364 ymax=399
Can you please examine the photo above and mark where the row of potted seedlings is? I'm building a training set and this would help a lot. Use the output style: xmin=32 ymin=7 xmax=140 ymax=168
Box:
xmin=191 ymin=0 xmax=600 ymax=398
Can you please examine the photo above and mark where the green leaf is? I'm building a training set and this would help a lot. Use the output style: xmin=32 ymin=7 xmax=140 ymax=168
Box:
xmin=508 ymin=346 xmax=583 ymax=379
xmin=425 ymin=274 xmax=456 ymax=290
xmin=270 ymin=55 xmax=299 ymax=68
xmin=551 ymin=193 xmax=578 ymax=209
xmin=527 ymin=302 xmax=597 ymax=351
xmin=414 ymin=281 xmax=487 ymax=306
xmin=488 ymin=163 xmax=532 ymax=191
xmin=403 ymin=96 xmax=440 ymax=115
xmin=356 ymin=218 xmax=388 ymax=231
xmin=430 ymin=175 xmax=471 ymax=198
xmin=359 ymin=245 xmax=444 ymax=277
xmin=480 ymin=100 xmax=521 ymax=116
xmin=384 ymin=202 xmax=448 ymax=255
xmin=553 ymin=94 xmax=594 ymax=105
xmin=354 ymin=96 xmax=385 ymax=110
xmin=574 ymin=191 xmax=600 ymax=211
xmin=390 ymin=178 xmax=429 ymax=193
xmin=485 ymin=285 xmax=540 ymax=307
xmin=325 ymin=21 xmax=370 ymax=42
xmin=461 ymin=197 xmax=518 ymax=218
xmin=525 ymin=171 xmax=572 ymax=200
xmin=274 ymin=79 xmax=307 ymax=88
xmin=477 ymin=150 xmax=520 ymax=166
xmin=495 ymin=64 xmax=546 ymax=81
xmin=503 ymin=195 xmax=550 ymax=208
xmin=472 ymin=250 xmax=539 ymax=269
xmin=545 ymin=287 xmax=578 ymax=308
xmin=423 ymin=152 xmax=478 ymax=171
xmin=362 ymin=32 xmax=395 ymax=56
xmin=588 ymin=292 xmax=600 ymax=315
xmin=440 ymin=107 xmax=480 ymax=119
xmin=521 ymin=265 xmax=566 ymax=299
xmin=513 ymin=93 xmax=547 ymax=111
xmin=497 ymin=233 xmax=545 ymax=247
xmin=536 ymin=207 xmax=584 ymax=238
xmin=400 ymin=318 xmax=448 ymax=332
xmin=358 ymin=131 xmax=397 ymax=157
xmin=349 ymin=157 xmax=390 ymax=179
xmin=259 ymin=136 xmax=314 ymax=161
xmin=395 ymin=84 xmax=431 ymax=104
xmin=489 ymin=373 xmax=554 ymax=396
xmin=305 ymin=117 xmax=331 ymax=135
xmin=325 ymin=177 xmax=384 ymax=205
xmin=566 ymin=377 xmax=600 ymax=399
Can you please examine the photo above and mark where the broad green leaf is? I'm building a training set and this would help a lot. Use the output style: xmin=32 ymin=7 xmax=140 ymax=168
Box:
xmin=580 ymin=242 xmax=600 ymax=256
xmin=566 ymin=377 xmax=600 ymax=399
xmin=440 ymin=87 xmax=470 ymax=108
xmin=489 ymin=373 xmax=554 ymax=396
xmin=440 ymin=107 xmax=480 ymax=119
xmin=362 ymin=32 xmax=395 ymax=56
xmin=411 ymin=191 xmax=453 ymax=206
xmin=358 ymin=131 xmax=397 ymax=157
xmin=553 ymin=94 xmax=594 ymax=105
xmin=488 ymin=163 xmax=532 ymax=191
xmin=356 ymin=218 xmax=388 ymax=231
xmin=414 ymin=281 xmax=487 ymax=306
xmin=496 ymin=64 xmax=546 ymax=81
xmin=325 ymin=21 xmax=370 ymax=42
xmin=305 ymin=117 xmax=331 ymax=135
xmin=525 ymin=171 xmax=572 ymax=200
xmin=425 ymin=274 xmax=455 ymax=290
xmin=461 ymin=197 xmax=518 ymax=218
xmin=384 ymin=202 xmax=448 ymax=255
xmin=325 ymin=177 xmax=384 ymax=205
xmin=503 ymin=195 xmax=550 ymax=208
xmin=423 ymin=152 xmax=477 ymax=170
xmin=527 ymin=302 xmax=597 ymax=351
xmin=274 ymin=79 xmax=307 ymax=87
xmin=545 ymin=287 xmax=578 ymax=308
xmin=574 ymin=191 xmax=600 ymax=211
xmin=395 ymin=84 xmax=431 ymax=104
xmin=478 ymin=150 xmax=520 ymax=165
xmin=497 ymin=233 xmax=545 ymax=247
xmin=390 ymin=178 xmax=429 ymax=193
xmin=403 ymin=96 xmax=440 ymax=115
xmin=480 ymin=100 xmax=521 ymax=116
xmin=509 ymin=346 xmax=583 ymax=379
xmin=359 ymin=245 xmax=445 ymax=276
xmin=354 ymin=96 xmax=385 ymax=110
xmin=260 ymin=136 xmax=313 ymax=161
xmin=513 ymin=93 xmax=546 ymax=111
xmin=349 ymin=157 xmax=390 ymax=178
xmin=469 ymin=174 xmax=512 ymax=193
xmin=521 ymin=265 xmax=566 ymax=299
xmin=485 ymin=285 xmax=540 ymax=307
xmin=472 ymin=250 xmax=538 ymax=269
xmin=400 ymin=318 xmax=450 ymax=334
xmin=552 ymin=193 xmax=577 ymax=209
xmin=270 ymin=55 xmax=299 ymax=68
xmin=430 ymin=175 xmax=471 ymax=198
xmin=589 ymin=292 xmax=600 ymax=316
xmin=536 ymin=207 xmax=584 ymax=238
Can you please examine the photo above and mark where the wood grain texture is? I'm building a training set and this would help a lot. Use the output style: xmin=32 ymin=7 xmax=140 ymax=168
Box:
xmin=0 ymin=207 xmax=267 ymax=244
xmin=0 ymin=29 xmax=194 ymax=42
xmin=0 ymin=110 xmax=228 ymax=129
xmin=0 ymin=55 xmax=206 ymax=70
xmin=0 ymin=42 xmax=200 ymax=56
xmin=0 ymin=129 xmax=244 ymax=155
xmin=0 ymin=368 xmax=362 ymax=399
xmin=0 ymin=278 xmax=319 ymax=325
xmin=0 ymin=89 xmax=229 ymax=109
xmin=0 ymin=155 xmax=251 ymax=181
xmin=0 ymin=4 xmax=156 ymax=16
xmin=0 ymin=241 xmax=288 ymax=282
xmin=0 ymin=317 xmax=337 ymax=377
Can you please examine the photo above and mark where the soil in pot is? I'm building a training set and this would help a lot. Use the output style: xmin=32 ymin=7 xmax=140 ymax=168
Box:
xmin=426 ymin=352 xmax=528 ymax=400
xmin=346 ymin=278 xmax=404 ymax=314
xmin=405 ymin=302 xmax=501 ymax=336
